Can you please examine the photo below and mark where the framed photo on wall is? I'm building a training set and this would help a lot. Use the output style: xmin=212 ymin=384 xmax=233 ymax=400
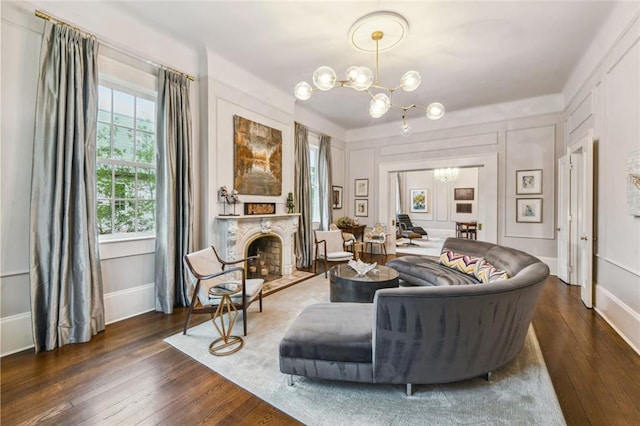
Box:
xmin=456 ymin=203 xmax=472 ymax=214
xmin=454 ymin=187 xmax=474 ymax=200
xmin=355 ymin=199 xmax=368 ymax=217
xmin=516 ymin=198 xmax=543 ymax=223
xmin=516 ymin=169 xmax=542 ymax=194
xmin=354 ymin=179 xmax=369 ymax=197
xmin=332 ymin=186 xmax=343 ymax=209
xmin=410 ymin=189 xmax=428 ymax=213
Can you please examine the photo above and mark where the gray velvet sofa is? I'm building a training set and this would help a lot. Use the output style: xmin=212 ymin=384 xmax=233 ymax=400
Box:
xmin=279 ymin=238 xmax=549 ymax=395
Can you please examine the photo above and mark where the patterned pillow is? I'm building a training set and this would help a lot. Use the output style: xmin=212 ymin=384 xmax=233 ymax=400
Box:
xmin=439 ymin=249 xmax=484 ymax=277
xmin=474 ymin=259 xmax=510 ymax=284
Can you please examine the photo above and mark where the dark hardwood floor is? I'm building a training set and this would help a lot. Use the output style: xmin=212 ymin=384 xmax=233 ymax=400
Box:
xmin=2 ymin=255 xmax=639 ymax=425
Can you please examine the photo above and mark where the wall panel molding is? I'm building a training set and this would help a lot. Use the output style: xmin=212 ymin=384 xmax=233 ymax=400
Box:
xmin=104 ymin=283 xmax=155 ymax=324
xmin=380 ymin=132 xmax=498 ymax=157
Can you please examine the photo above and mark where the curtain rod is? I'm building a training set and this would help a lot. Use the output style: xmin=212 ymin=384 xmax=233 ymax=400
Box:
xmin=35 ymin=10 xmax=195 ymax=82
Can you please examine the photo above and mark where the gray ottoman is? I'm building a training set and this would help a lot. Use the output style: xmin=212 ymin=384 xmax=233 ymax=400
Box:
xmin=279 ymin=303 xmax=374 ymax=383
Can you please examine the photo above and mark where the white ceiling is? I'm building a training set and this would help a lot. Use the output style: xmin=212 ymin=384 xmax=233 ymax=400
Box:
xmin=109 ymin=1 xmax=616 ymax=130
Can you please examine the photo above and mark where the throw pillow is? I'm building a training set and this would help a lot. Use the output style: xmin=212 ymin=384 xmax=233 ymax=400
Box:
xmin=474 ymin=260 xmax=510 ymax=284
xmin=439 ymin=249 xmax=484 ymax=277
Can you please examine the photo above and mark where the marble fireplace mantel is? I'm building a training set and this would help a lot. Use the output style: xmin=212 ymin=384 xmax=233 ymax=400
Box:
xmin=214 ymin=213 xmax=300 ymax=276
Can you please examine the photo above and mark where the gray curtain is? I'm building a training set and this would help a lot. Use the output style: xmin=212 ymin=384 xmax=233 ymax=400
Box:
xmin=29 ymin=22 xmax=104 ymax=352
xmin=396 ymin=172 xmax=405 ymax=214
xmin=294 ymin=122 xmax=312 ymax=268
xmin=155 ymin=70 xmax=194 ymax=313
xmin=318 ymin=134 xmax=333 ymax=230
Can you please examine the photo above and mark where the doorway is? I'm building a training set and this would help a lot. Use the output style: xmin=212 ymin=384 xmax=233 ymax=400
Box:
xmin=378 ymin=153 xmax=499 ymax=247
xmin=557 ymin=130 xmax=594 ymax=308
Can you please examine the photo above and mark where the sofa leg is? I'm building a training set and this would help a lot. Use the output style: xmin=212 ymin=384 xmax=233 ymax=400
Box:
xmin=485 ymin=371 xmax=492 ymax=382
xmin=406 ymin=383 xmax=413 ymax=396
xmin=287 ymin=374 xmax=294 ymax=386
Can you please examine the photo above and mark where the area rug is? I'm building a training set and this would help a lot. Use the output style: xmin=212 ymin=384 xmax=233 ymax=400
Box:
xmin=165 ymin=274 xmax=565 ymax=425
xmin=396 ymin=236 xmax=444 ymax=257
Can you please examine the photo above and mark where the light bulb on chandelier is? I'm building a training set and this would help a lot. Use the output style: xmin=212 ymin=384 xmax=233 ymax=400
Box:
xmin=434 ymin=168 xmax=459 ymax=183
xmin=293 ymin=11 xmax=445 ymax=136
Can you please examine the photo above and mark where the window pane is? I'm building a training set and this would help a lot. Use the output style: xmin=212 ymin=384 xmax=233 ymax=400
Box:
xmin=97 ymin=81 xmax=156 ymax=238
xmin=97 ymin=200 xmax=112 ymax=235
xmin=136 ymin=97 xmax=155 ymax=131
xmin=98 ymin=86 xmax=111 ymax=123
xmin=114 ymin=200 xmax=136 ymax=233
xmin=137 ymin=167 xmax=155 ymax=200
xmin=135 ymin=131 xmax=155 ymax=164
xmin=113 ymin=90 xmax=134 ymax=128
xmin=96 ymin=162 xmax=113 ymax=199
xmin=137 ymin=200 xmax=155 ymax=233
xmin=114 ymin=165 xmax=136 ymax=199
xmin=112 ymin=125 xmax=134 ymax=161
xmin=96 ymin=122 xmax=111 ymax=158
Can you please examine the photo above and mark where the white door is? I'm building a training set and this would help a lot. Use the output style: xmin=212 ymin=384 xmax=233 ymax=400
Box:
xmin=557 ymin=155 xmax=571 ymax=283
xmin=569 ymin=131 xmax=595 ymax=308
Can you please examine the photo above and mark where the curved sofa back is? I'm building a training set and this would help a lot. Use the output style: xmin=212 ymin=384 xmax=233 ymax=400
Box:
xmin=372 ymin=239 xmax=550 ymax=385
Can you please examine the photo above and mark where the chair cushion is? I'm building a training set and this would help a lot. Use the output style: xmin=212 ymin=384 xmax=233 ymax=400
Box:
xmin=280 ymin=303 xmax=373 ymax=363
xmin=206 ymin=278 xmax=264 ymax=305
xmin=325 ymin=251 xmax=353 ymax=261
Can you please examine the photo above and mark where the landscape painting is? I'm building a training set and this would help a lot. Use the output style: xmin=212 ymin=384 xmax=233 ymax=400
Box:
xmin=233 ymin=115 xmax=282 ymax=195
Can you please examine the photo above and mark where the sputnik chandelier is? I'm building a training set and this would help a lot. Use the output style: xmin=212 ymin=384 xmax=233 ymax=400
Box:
xmin=294 ymin=11 xmax=445 ymax=136
xmin=434 ymin=168 xmax=459 ymax=183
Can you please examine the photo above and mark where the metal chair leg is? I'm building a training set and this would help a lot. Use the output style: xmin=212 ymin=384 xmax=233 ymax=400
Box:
xmin=406 ymin=383 xmax=413 ymax=396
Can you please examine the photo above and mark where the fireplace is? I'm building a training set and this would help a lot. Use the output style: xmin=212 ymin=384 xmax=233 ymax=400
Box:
xmin=246 ymin=234 xmax=282 ymax=281
xmin=214 ymin=214 xmax=299 ymax=277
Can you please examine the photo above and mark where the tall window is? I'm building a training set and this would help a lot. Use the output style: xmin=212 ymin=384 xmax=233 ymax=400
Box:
xmin=309 ymin=143 xmax=320 ymax=223
xmin=96 ymin=83 xmax=156 ymax=237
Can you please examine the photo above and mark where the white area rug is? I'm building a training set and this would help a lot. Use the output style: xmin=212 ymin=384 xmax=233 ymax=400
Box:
xmin=396 ymin=236 xmax=444 ymax=257
xmin=165 ymin=274 xmax=565 ymax=425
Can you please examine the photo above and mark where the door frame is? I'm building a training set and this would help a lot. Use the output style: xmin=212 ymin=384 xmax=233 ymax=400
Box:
xmin=567 ymin=129 xmax=594 ymax=308
xmin=378 ymin=153 xmax=498 ymax=244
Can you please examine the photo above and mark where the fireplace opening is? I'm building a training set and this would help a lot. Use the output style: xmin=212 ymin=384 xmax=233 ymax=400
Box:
xmin=245 ymin=235 xmax=282 ymax=282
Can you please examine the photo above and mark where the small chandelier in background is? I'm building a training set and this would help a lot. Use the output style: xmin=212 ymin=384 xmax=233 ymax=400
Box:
xmin=294 ymin=11 xmax=445 ymax=136
xmin=434 ymin=168 xmax=459 ymax=183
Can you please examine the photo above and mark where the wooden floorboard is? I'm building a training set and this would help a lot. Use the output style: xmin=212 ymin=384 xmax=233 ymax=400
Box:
xmin=2 ymin=256 xmax=639 ymax=425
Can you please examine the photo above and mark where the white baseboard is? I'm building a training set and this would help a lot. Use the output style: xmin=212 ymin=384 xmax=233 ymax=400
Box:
xmin=104 ymin=283 xmax=155 ymax=324
xmin=538 ymin=256 xmax=557 ymax=276
xmin=0 ymin=312 xmax=34 ymax=357
xmin=595 ymin=285 xmax=640 ymax=356
xmin=0 ymin=283 xmax=156 ymax=357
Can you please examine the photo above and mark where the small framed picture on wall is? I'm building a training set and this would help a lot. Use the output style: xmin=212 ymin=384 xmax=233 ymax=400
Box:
xmin=516 ymin=198 xmax=543 ymax=223
xmin=355 ymin=199 xmax=368 ymax=217
xmin=516 ymin=169 xmax=542 ymax=194
xmin=410 ymin=189 xmax=428 ymax=213
xmin=332 ymin=186 xmax=343 ymax=209
xmin=354 ymin=179 xmax=369 ymax=197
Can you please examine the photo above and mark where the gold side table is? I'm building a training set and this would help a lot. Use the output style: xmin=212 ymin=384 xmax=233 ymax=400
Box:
xmin=208 ymin=283 xmax=244 ymax=356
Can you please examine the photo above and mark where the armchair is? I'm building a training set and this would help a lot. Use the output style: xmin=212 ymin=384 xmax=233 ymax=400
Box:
xmin=364 ymin=223 xmax=388 ymax=259
xmin=314 ymin=229 xmax=354 ymax=277
xmin=183 ymin=246 xmax=264 ymax=336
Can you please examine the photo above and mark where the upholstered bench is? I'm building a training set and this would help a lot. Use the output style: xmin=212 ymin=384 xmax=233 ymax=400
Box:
xmin=279 ymin=303 xmax=374 ymax=384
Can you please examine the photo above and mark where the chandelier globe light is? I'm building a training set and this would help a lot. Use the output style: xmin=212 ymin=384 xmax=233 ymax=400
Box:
xmin=294 ymin=11 xmax=445 ymax=135
xmin=434 ymin=168 xmax=459 ymax=183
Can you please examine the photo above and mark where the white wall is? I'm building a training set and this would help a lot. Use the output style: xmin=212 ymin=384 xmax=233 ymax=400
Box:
xmin=399 ymin=168 xmax=479 ymax=231
xmin=563 ymin=4 xmax=640 ymax=354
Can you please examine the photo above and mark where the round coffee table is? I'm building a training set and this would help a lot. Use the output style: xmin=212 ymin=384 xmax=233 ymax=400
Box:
xmin=329 ymin=264 xmax=399 ymax=303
